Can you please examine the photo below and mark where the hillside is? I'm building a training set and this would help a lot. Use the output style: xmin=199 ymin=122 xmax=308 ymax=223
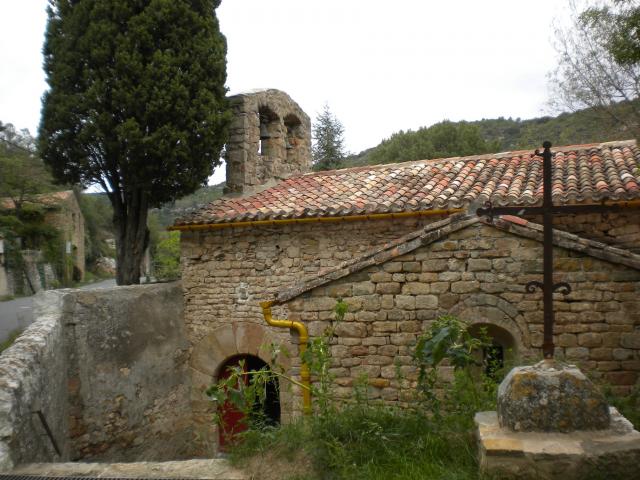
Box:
xmin=153 ymin=183 xmax=226 ymax=227
xmin=343 ymin=101 xmax=637 ymax=168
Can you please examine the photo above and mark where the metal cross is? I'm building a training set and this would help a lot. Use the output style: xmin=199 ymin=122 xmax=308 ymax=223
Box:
xmin=476 ymin=141 xmax=622 ymax=358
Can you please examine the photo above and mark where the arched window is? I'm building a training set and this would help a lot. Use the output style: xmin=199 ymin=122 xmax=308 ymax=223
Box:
xmin=284 ymin=114 xmax=301 ymax=150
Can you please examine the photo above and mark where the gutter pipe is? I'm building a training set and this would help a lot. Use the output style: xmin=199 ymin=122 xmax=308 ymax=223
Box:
xmin=260 ymin=300 xmax=312 ymax=416
xmin=169 ymin=201 xmax=640 ymax=232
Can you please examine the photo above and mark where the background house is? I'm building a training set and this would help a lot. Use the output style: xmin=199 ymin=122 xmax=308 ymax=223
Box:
xmin=0 ymin=190 xmax=85 ymax=295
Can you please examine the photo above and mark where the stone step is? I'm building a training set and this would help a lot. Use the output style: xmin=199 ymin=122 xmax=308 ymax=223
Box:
xmin=7 ymin=459 xmax=246 ymax=480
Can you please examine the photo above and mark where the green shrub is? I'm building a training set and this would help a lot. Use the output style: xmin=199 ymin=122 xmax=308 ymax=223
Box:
xmin=153 ymin=231 xmax=181 ymax=280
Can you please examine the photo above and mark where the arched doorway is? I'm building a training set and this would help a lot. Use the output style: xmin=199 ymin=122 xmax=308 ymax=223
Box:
xmin=468 ymin=323 xmax=517 ymax=379
xmin=217 ymin=355 xmax=281 ymax=450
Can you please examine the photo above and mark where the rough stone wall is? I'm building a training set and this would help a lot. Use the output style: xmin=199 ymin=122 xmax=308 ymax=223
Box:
xmin=64 ymin=282 xmax=191 ymax=461
xmin=281 ymin=223 xmax=640 ymax=415
xmin=181 ymin=216 xmax=442 ymax=342
xmin=0 ymin=291 xmax=70 ymax=470
xmin=181 ymin=213 xmax=640 ymax=420
xmin=0 ymin=282 xmax=192 ymax=469
xmin=545 ymin=212 xmax=640 ymax=254
xmin=181 ymin=216 xmax=444 ymax=449
xmin=224 ymin=89 xmax=311 ymax=195
xmin=21 ymin=250 xmax=57 ymax=293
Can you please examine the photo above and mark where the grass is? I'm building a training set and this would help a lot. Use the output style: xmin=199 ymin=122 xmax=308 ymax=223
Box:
xmin=605 ymin=384 xmax=640 ymax=430
xmin=0 ymin=329 xmax=23 ymax=353
xmin=229 ymin=404 xmax=488 ymax=480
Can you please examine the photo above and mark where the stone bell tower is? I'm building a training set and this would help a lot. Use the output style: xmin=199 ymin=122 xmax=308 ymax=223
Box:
xmin=224 ymin=89 xmax=312 ymax=195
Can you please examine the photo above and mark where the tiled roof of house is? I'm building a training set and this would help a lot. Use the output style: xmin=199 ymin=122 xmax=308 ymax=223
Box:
xmin=176 ymin=140 xmax=640 ymax=226
xmin=0 ymin=190 xmax=76 ymax=210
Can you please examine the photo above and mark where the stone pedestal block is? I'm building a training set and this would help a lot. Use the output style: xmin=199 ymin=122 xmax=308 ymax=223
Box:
xmin=475 ymin=409 xmax=640 ymax=480
xmin=497 ymin=360 xmax=610 ymax=432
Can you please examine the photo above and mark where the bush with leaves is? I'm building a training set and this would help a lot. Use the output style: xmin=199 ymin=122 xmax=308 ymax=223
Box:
xmin=153 ymin=231 xmax=181 ymax=281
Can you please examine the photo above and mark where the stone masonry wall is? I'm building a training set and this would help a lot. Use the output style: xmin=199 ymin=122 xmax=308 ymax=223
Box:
xmin=180 ymin=216 xmax=441 ymax=343
xmin=43 ymin=194 xmax=85 ymax=280
xmin=181 ymin=213 xmax=640 ymax=419
xmin=0 ymin=291 xmax=70 ymax=470
xmin=181 ymin=216 xmax=443 ymax=449
xmin=547 ymin=212 xmax=640 ymax=254
xmin=282 ymin=223 xmax=640 ymax=415
xmin=64 ymin=282 xmax=191 ymax=462
xmin=0 ymin=282 xmax=191 ymax=470
xmin=181 ymin=213 xmax=639 ymax=344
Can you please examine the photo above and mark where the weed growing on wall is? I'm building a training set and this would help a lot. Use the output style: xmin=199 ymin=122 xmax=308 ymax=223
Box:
xmin=413 ymin=315 xmax=498 ymax=428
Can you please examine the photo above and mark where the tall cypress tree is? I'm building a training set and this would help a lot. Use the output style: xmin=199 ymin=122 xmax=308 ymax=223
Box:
xmin=39 ymin=0 xmax=230 ymax=285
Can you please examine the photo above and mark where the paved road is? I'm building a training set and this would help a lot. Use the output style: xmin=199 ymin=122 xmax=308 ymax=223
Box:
xmin=0 ymin=279 xmax=117 ymax=343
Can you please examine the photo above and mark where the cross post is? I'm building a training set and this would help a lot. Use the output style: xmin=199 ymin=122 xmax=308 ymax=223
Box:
xmin=476 ymin=142 xmax=623 ymax=359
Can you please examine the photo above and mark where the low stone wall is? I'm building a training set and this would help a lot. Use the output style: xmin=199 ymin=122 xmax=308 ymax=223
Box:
xmin=0 ymin=282 xmax=191 ymax=469
xmin=64 ymin=282 xmax=191 ymax=462
xmin=0 ymin=291 xmax=69 ymax=470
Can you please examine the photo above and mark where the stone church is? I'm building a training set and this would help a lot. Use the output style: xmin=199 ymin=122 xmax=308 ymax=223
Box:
xmin=170 ymin=89 xmax=640 ymax=447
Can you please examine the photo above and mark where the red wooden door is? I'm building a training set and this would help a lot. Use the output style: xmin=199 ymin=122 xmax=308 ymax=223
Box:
xmin=218 ymin=356 xmax=248 ymax=450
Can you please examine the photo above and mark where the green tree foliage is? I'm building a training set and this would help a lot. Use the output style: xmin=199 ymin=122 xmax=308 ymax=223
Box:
xmin=343 ymin=101 xmax=638 ymax=168
xmin=153 ymin=231 xmax=180 ymax=281
xmin=0 ymin=123 xmax=55 ymax=213
xmin=585 ymin=0 xmax=640 ymax=66
xmin=0 ymin=204 xmax=66 ymax=292
xmin=38 ymin=0 xmax=231 ymax=285
xmin=78 ymin=193 xmax=115 ymax=266
xmin=312 ymin=104 xmax=347 ymax=171
xmin=363 ymin=121 xmax=501 ymax=166
xmin=549 ymin=0 xmax=640 ymax=139
xmin=0 ymin=122 xmax=68 ymax=291
xmin=153 ymin=182 xmax=225 ymax=228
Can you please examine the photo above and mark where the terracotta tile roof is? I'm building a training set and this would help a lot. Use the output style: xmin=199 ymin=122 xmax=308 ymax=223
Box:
xmin=176 ymin=140 xmax=640 ymax=226
xmin=0 ymin=190 xmax=75 ymax=210
xmin=272 ymin=213 xmax=640 ymax=304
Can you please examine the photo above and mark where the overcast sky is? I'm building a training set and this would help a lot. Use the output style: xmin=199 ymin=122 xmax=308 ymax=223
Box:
xmin=1 ymin=0 xmax=573 ymax=184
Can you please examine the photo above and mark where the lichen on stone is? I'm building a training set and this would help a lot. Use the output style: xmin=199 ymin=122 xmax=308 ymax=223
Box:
xmin=497 ymin=360 xmax=610 ymax=432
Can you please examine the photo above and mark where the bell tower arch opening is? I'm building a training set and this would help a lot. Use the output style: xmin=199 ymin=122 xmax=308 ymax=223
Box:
xmin=284 ymin=113 xmax=303 ymax=161
xmin=258 ymin=106 xmax=279 ymax=157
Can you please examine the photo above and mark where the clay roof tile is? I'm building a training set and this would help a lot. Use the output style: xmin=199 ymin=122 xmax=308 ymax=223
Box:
xmin=176 ymin=140 xmax=640 ymax=226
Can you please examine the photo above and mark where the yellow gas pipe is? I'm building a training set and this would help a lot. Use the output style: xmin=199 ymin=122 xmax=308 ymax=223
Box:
xmin=260 ymin=300 xmax=312 ymax=416
xmin=169 ymin=200 xmax=640 ymax=232
xmin=168 ymin=208 xmax=463 ymax=231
